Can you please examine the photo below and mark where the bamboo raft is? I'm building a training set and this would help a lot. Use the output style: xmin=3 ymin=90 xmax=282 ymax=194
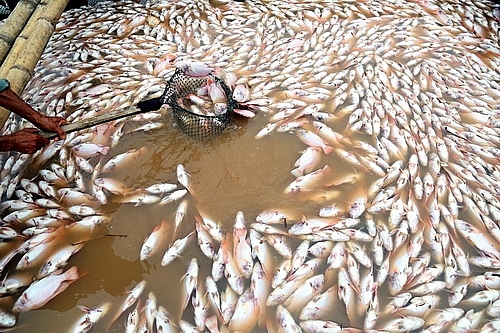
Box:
xmin=0 ymin=0 xmax=70 ymax=129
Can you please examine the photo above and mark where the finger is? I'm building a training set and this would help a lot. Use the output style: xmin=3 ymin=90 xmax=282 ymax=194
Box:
xmin=56 ymin=127 xmax=66 ymax=140
xmin=58 ymin=117 xmax=69 ymax=125
xmin=52 ymin=117 xmax=68 ymax=126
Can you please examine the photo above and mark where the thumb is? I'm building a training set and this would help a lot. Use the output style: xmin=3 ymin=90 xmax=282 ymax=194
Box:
xmin=24 ymin=128 xmax=39 ymax=134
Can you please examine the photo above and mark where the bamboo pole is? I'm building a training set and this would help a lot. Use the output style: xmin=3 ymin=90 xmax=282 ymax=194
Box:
xmin=0 ymin=0 xmax=70 ymax=129
xmin=0 ymin=0 xmax=41 ymax=65
xmin=0 ymin=0 xmax=47 ymax=80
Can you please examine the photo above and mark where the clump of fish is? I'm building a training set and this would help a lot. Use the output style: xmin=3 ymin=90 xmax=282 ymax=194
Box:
xmin=0 ymin=0 xmax=500 ymax=331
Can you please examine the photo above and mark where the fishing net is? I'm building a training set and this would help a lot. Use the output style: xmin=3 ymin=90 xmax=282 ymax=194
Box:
xmin=138 ymin=69 xmax=237 ymax=140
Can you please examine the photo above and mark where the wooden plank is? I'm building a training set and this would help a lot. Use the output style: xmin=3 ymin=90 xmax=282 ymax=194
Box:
xmin=38 ymin=106 xmax=148 ymax=139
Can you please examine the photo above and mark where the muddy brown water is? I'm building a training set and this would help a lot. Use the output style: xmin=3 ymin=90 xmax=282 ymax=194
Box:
xmin=7 ymin=108 xmax=365 ymax=332
xmin=6 ymin=99 xmax=487 ymax=333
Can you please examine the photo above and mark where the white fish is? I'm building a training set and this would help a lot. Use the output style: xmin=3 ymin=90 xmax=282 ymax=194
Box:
xmin=72 ymin=143 xmax=110 ymax=159
xmin=110 ymin=280 xmax=146 ymax=327
xmin=229 ymin=289 xmax=259 ymax=332
xmin=144 ymin=182 xmax=177 ymax=194
xmin=101 ymin=147 xmax=147 ymax=172
xmin=381 ymin=316 xmax=425 ymax=332
xmin=233 ymin=211 xmax=253 ymax=278
xmin=265 ymin=234 xmax=292 ymax=259
xmin=144 ymin=292 xmax=157 ymax=333
xmin=456 ymin=219 xmax=500 ymax=260
xmin=272 ymin=259 xmax=292 ymax=289
xmin=155 ymin=306 xmax=178 ymax=333
xmin=296 ymin=129 xmax=334 ymax=154
xmin=173 ymin=199 xmax=188 ymax=239
xmin=195 ymin=212 xmax=224 ymax=243
xmin=396 ymin=295 xmax=440 ymax=317
xmin=68 ymin=205 xmax=98 ymax=217
xmin=158 ymin=189 xmax=188 ymax=205
xmin=179 ymin=258 xmax=199 ymax=314
xmin=70 ymin=302 xmax=111 ymax=333
xmin=124 ymin=301 xmax=140 ymax=333
xmin=118 ymin=191 xmax=160 ymax=206
xmin=37 ymin=244 xmax=84 ymax=279
xmin=205 ymin=276 xmax=222 ymax=319
xmin=223 ymin=239 xmax=245 ymax=296
xmin=140 ymin=220 xmax=170 ymax=261
xmin=327 ymin=242 xmax=347 ymax=269
xmin=13 ymin=266 xmax=80 ymax=312
xmin=195 ymin=221 xmax=215 ymax=259
xmin=291 ymin=147 xmax=323 ymax=177
xmin=161 ymin=231 xmax=194 ymax=266
xmin=284 ymin=165 xmax=332 ymax=193
xmin=291 ymin=240 xmax=310 ymax=272
xmin=299 ymin=285 xmax=338 ymax=320
xmin=276 ymin=304 xmax=301 ymax=333
xmin=176 ymin=60 xmax=214 ymax=77
xmin=283 ymin=274 xmax=325 ymax=314
xmin=94 ymin=178 xmax=130 ymax=196
xmin=250 ymin=260 xmax=270 ymax=328
xmin=221 ymin=283 xmax=238 ymax=324
xmin=255 ymin=209 xmax=292 ymax=224
xmin=191 ymin=287 xmax=210 ymax=330
xmin=299 ymin=320 xmax=343 ymax=333
xmin=176 ymin=164 xmax=191 ymax=191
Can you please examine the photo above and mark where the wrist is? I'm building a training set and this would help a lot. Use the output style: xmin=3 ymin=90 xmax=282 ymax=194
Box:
xmin=0 ymin=134 xmax=14 ymax=151
xmin=29 ymin=111 xmax=45 ymax=127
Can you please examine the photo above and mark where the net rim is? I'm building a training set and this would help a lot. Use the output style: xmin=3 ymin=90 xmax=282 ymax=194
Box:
xmin=163 ymin=69 xmax=237 ymax=119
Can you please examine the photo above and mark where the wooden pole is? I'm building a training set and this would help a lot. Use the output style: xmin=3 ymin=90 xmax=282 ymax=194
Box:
xmin=0 ymin=0 xmax=41 ymax=66
xmin=0 ymin=0 xmax=70 ymax=129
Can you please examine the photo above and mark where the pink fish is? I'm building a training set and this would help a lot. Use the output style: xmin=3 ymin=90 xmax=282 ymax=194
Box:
xmin=72 ymin=143 xmax=110 ymax=159
xmin=296 ymin=129 xmax=333 ymax=154
xmin=91 ymin=124 xmax=114 ymax=146
xmin=232 ymin=84 xmax=250 ymax=103
xmin=291 ymin=147 xmax=323 ymax=177
xmin=233 ymin=211 xmax=253 ymax=278
xmin=94 ymin=178 xmax=130 ymax=196
xmin=176 ymin=61 xmax=214 ymax=77
xmin=233 ymin=108 xmax=256 ymax=118
xmin=140 ymin=220 xmax=170 ymax=261
xmin=13 ymin=266 xmax=80 ymax=312
xmin=284 ymin=165 xmax=332 ymax=193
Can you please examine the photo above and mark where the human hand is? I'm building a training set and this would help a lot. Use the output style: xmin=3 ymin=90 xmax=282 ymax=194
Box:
xmin=34 ymin=115 xmax=68 ymax=140
xmin=2 ymin=128 xmax=49 ymax=154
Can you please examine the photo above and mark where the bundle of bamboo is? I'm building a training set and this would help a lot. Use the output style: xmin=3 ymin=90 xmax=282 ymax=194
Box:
xmin=0 ymin=0 xmax=70 ymax=129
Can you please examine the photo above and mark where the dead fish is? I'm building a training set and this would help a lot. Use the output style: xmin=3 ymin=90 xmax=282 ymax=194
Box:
xmin=13 ymin=266 xmax=80 ymax=312
xmin=109 ymin=280 xmax=146 ymax=327
xmin=161 ymin=231 xmax=194 ymax=266
xmin=69 ymin=302 xmax=111 ymax=333
xmin=140 ymin=219 xmax=170 ymax=261
xmin=72 ymin=143 xmax=110 ymax=159
xmin=176 ymin=60 xmax=214 ymax=77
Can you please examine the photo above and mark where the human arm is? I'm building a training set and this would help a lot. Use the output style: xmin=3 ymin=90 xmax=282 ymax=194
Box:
xmin=0 ymin=128 xmax=49 ymax=154
xmin=0 ymin=84 xmax=68 ymax=140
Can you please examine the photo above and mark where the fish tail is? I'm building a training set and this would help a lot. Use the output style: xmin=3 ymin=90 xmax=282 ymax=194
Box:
xmin=101 ymin=146 xmax=111 ymax=156
xmin=65 ymin=266 xmax=80 ymax=280
xmin=322 ymin=145 xmax=334 ymax=155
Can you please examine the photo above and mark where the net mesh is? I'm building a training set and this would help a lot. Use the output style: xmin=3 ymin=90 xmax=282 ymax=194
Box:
xmin=159 ymin=69 xmax=237 ymax=140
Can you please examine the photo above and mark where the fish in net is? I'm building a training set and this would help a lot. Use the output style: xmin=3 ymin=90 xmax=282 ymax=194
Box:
xmin=138 ymin=66 xmax=238 ymax=140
